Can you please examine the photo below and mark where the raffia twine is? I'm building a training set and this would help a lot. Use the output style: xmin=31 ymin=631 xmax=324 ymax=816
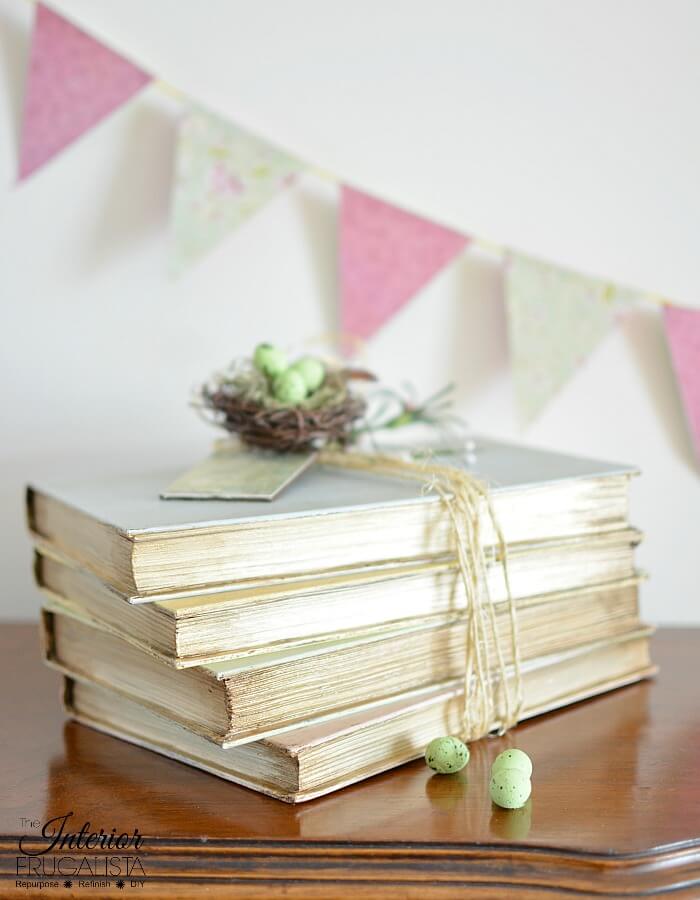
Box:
xmin=318 ymin=448 xmax=524 ymax=741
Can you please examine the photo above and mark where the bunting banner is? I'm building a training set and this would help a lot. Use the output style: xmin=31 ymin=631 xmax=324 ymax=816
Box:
xmin=506 ymin=253 xmax=615 ymax=423
xmin=19 ymin=3 xmax=151 ymax=180
xmin=339 ymin=186 xmax=468 ymax=340
xmin=170 ymin=106 xmax=302 ymax=274
xmin=663 ymin=304 xmax=700 ymax=462
xmin=10 ymin=4 xmax=698 ymax=463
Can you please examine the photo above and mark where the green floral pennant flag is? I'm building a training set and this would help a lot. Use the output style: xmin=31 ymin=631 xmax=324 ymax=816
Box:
xmin=506 ymin=253 xmax=615 ymax=423
xmin=170 ymin=105 xmax=302 ymax=274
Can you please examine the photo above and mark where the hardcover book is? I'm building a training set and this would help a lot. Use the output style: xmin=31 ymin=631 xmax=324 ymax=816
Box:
xmin=43 ymin=580 xmax=643 ymax=746
xmin=35 ymin=527 xmax=641 ymax=665
xmin=63 ymin=628 xmax=655 ymax=803
xmin=27 ymin=438 xmax=636 ymax=595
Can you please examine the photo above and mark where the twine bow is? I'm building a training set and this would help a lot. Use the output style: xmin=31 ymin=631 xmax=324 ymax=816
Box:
xmin=319 ymin=449 xmax=524 ymax=741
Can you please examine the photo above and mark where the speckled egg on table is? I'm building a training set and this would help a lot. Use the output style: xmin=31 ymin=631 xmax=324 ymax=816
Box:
xmin=424 ymin=736 xmax=470 ymax=774
xmin=489 ymin=768 xmax=532 ymax=809
xmin=491 ymin=748 xmax=532 ymax=779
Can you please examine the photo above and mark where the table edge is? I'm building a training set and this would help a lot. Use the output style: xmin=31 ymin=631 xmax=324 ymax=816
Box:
xmin=2 ymin=836 xmax=700 ymax=896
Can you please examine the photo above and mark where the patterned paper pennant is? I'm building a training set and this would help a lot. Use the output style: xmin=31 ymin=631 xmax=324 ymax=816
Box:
xmin=339 ymin=186 xmax=468 ymax=341
xmin=19 ymin=3 xmax=151 ymax=180
xmin=170 ymin=106 xmax=302 ymax=273
xmin=506 ymin=253 xmax=615 ymax=423
xmin=663 ymin=304 xmax=700 ymax=462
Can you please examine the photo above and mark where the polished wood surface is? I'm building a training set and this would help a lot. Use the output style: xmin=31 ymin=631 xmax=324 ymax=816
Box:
xmin=1 ymin=624 xmax=699 ymax=897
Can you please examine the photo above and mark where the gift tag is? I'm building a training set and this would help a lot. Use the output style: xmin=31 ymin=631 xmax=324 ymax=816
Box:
xmin=161 ymin=440 xmax=318 ymax=501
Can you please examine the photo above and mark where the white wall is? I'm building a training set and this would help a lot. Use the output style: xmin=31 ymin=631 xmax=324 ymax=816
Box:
xmin=1 ymin=0 xmax=698 ymax=623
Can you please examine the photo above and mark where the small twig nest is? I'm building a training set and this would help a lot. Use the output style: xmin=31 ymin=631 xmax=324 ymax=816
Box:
xmin=200 ymin=367 xmax=368 ymax=452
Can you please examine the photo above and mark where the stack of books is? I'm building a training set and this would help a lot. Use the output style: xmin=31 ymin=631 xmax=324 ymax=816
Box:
xmin=29 ymin=438 xmax=655 ymax=802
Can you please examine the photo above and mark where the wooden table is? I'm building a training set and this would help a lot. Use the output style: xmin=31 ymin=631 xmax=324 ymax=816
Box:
xmin=1 ymin=625 xmax=699 ymax=898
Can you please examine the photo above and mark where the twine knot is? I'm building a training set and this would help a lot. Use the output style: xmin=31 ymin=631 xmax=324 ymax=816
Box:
xmin=319 ymin=448 xmax=524 ymax=741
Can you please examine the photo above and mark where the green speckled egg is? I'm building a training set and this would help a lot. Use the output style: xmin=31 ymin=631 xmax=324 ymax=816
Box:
xmin=291 ymin=356 xmax=326 ymax=393
xmin=273 ymin=369 xmax=307 ymax=405
xmin=425 ymin=736 xmax=470 ymax=774
xmin=492 ymin=748 xmax=532 ymax=779
xmin=489 ymin=769 xmax=532 ymax=809
xmin=253 ymin=343 xmax=287 ymax=378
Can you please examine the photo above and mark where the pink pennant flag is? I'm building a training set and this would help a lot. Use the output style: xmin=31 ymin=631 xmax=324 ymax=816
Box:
xmin=19 ymin=4 xmax=151 ymax=180
xmin=339 ymin=186 xmax=468 ymax=341
xmin=664 ymin=304 xmax=700 ymax=462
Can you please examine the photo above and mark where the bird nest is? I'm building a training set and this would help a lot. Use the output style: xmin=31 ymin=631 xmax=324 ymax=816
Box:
xmin=200 ymin=365 xmax=368 ymax=452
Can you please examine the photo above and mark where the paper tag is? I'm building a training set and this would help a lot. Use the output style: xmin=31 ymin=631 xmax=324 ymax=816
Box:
xmin=161 ymin=441 xmax=318 ymax=501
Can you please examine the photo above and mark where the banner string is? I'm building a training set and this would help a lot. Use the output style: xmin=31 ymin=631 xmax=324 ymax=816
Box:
xmin=18 ymin=0 xmax=677 ymax=312
xmin=148 ymin=80 xmax=673 ymax=310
